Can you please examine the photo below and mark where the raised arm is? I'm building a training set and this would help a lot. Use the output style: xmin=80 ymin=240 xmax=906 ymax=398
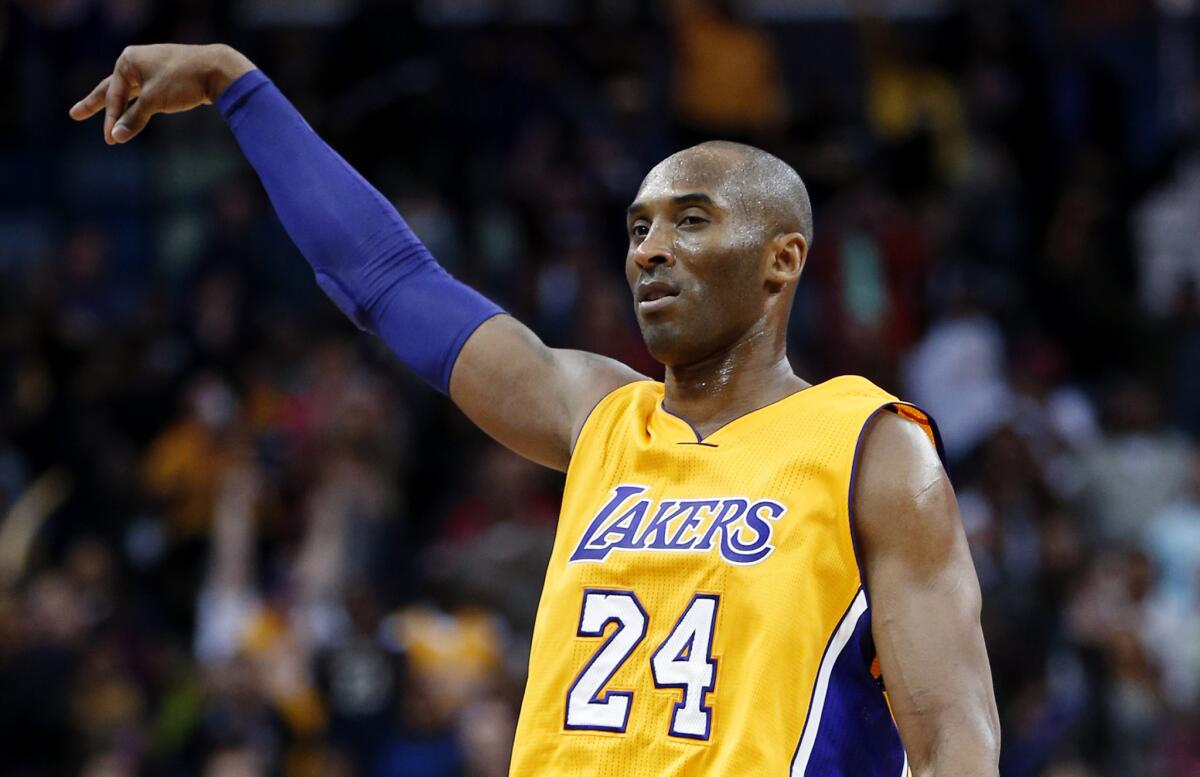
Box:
xmin=852 ymin=411 xmax=1001 ymax=777
xmin=71 ymin=44 xmax=643 ymax=471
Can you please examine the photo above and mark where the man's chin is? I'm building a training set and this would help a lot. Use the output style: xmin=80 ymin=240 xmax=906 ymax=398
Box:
xmin=639 ymin=324 xmax=693 ymax=368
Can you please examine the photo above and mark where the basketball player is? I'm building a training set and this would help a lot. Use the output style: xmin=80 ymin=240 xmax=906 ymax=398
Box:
xmin=72 ymin=44 xmax=1000 ymax=775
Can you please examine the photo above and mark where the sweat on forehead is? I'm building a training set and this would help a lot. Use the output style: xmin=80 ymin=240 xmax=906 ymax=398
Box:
xmin=638 ymin=141 xmax=813 ymax=244
xmin=642 ymin=143 xmax=748 ymax=189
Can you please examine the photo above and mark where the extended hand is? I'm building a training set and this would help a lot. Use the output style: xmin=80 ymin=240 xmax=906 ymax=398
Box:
xmin=69 ymin=43 xmax=256 ymax=144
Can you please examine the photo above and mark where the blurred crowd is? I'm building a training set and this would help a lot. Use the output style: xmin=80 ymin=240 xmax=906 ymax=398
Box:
xmin=2 ymin=0 xmax=1199 ymax=775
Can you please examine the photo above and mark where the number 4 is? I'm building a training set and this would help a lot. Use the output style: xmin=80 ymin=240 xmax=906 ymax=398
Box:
xmin=565 ymin=590 xmax=719 ymax=740
xmin=651 ymin=594 xmax=719 ymax=739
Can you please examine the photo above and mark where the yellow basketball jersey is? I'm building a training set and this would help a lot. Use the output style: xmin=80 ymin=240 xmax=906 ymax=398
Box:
xmin=509 ymin=376 xmax=938 ymax=776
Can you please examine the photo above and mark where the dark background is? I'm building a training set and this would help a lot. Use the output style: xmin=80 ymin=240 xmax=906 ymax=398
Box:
xmin=1 ymin=0 xmax=1199 ymax=775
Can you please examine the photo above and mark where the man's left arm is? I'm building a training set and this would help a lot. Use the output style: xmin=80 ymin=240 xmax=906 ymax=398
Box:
xmin=853 ymin=411 xmax=1001 ymax=777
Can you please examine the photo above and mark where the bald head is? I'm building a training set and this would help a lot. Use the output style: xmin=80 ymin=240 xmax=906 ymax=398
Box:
xmin=625 ymin=141 xmax=814 ymax=367
xmin=656 ymin=141 xmax=813 ymax=246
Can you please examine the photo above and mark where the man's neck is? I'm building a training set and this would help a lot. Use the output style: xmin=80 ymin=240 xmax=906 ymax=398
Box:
xmin=663 ymin=326 xmax=808 ymax=440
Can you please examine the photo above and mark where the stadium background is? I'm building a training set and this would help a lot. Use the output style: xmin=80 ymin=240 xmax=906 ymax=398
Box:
xmin=2 ymin=0 xmax=1200 ymax=775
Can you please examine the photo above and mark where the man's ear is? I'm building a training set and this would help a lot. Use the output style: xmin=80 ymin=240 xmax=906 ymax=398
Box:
xmin=765 ymin=232 xmax=807 ymax=291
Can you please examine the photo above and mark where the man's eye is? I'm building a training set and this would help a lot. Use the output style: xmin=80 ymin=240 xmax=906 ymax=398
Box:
xmin=631 ymin=224 xmax=650 ymax=238
xmin=680 ymin=216 xmax=708 ymax=227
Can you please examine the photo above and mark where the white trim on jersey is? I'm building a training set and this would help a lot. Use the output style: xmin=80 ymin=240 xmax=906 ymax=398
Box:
xmin=790 ymin=588 xmax=869 ymax=776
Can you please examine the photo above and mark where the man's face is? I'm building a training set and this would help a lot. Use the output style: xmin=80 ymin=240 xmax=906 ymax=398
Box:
xmin=625 ymin=152 xmax=769 ymax=367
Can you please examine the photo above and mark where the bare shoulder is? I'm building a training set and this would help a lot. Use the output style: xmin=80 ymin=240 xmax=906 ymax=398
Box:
xmin=855 ymin=410 xmax=944 ymax=501
xmin=450 ymin=314 xmax=646 ymax=472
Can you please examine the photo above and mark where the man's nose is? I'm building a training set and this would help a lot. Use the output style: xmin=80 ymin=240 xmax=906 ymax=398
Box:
xmin=632 ymin=225 xmax=675 ymax=271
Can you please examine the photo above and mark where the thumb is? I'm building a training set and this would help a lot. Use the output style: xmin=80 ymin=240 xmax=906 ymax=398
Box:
xmin=112 ymin=98 xmax=153 ymax=143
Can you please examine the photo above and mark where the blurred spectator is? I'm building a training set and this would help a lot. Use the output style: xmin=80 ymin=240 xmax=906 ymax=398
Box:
xmin=1135 ymin=148 xmax=1200 ymax=318
xmin=861 ymin=20 xmax=968 ymax=186
xmin=1077 ymin=380 xmax=1193 ymax=542
xmin=143 ymin=374 xmax=249 ymax=541
xmin=903 ymin=306 xmax=1012 ymax=461
xmin=1142 ymin=452 xmax=1200 ymax=711
xmin=670 ymin=0 xmax=787 ymax=139
xmin=425 ymin=445 xmax=556 ymax=632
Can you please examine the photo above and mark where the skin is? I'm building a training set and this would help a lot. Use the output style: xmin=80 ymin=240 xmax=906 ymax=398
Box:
xmin=72 ymin=43 xmax=1001 ymax=775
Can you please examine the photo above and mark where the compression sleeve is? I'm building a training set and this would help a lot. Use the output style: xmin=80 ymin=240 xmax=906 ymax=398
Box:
xmin=216 ymin=69 xmax=503 ymax=394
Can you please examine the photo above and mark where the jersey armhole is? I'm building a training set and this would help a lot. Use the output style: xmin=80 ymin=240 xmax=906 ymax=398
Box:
xmin=887 ymin=402 xmax=947 ymax=464
xmin=565 ymin=380 xmax=656 ymax=475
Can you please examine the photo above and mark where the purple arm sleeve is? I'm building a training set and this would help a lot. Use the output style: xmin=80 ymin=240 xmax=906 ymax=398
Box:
xmin=216 ymin=69 xmax=503 ymax=394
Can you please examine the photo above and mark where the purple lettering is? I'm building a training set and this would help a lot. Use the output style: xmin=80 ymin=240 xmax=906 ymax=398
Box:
xmin=695 ymin=499 xmax=748 ymax=551
xmin=632 ymin=501 xmax=683 ymax=549
xmin=569 ymin=485 xmax=648 ymax=562
xmin=719 ymin=500 xmax=785 ymax=564
xmin=665 ymin=500 xmax=719 ymax=549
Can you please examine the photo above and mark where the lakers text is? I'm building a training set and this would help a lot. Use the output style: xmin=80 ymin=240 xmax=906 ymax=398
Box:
xmin=568 ymin=485 xmax=786 ymax=566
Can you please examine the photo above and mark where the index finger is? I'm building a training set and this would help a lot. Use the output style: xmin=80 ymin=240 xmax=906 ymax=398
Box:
xmin=69 ymin=76 xmax=112 ymax=121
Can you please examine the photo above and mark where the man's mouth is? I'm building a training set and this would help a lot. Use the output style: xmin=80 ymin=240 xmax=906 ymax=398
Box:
xmin=636 ymin=280 xmax=680 ymax=313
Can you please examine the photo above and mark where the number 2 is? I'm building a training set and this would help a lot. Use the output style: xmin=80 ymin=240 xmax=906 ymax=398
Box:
xmin=565 ymin=590 xmax=719 ymax=740
xmin=565 ymin=590 xmax=648 ymax=732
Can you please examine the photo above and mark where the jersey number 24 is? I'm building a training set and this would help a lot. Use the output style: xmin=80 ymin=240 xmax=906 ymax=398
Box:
xmin=565 ymin=590 xmax=719 ymax=740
